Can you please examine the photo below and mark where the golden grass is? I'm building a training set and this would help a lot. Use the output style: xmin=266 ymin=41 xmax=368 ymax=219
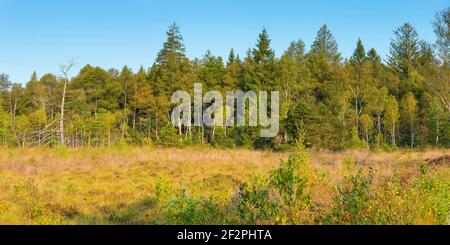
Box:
xmin=0 ymin=147 xmax=448 ymax=224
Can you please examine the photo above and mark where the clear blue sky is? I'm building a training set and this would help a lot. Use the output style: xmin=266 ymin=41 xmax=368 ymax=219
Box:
xmin=1 ymin=0 xmax=448 ymax=84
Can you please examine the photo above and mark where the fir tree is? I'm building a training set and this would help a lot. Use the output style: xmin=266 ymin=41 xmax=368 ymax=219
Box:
xmin=310 ymin=24 xmax=341 ymax=63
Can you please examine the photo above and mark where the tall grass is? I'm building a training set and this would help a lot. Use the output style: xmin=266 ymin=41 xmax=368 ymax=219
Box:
xmin=0 ymin=147 xmax=448 ymax=224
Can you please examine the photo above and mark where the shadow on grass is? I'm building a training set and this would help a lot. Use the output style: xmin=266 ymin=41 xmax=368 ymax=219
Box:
xmin=49 ymin=196 xmax=158 ymax=224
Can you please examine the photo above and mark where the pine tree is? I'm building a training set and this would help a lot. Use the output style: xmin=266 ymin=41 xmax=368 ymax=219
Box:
xmin=388 ymin=23 xmax=419 ymax=79
xmin=155 ymin=22 xmax=186 ymax=64
xmin=349 ymin=38 xmax=366 ymax=65
xmin=252 ymin=28 xmax=275 ymax=65
xmin=227 ymin=49 xmax=236 ymax=66
xmin=367 ymin=48 xmax=381 ymax=63
xmin=310 ymin=25 xmax=341 ymax=64
xmin=241 ymin=29 xmax=276 ymax=92
xmin=224 ymin=49 xmax=241 ymax=92
xmin=151 ymin=22 xmax=192 ymax=96
xmin=198 ymin=50 xmax=226 ymax=91
xmin=285 ymin=39 xmax=305 ymax=61
xmin=0 ymin=73 xmax=11 ymax=92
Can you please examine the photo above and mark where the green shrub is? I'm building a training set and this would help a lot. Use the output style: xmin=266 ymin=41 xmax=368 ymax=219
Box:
xmin=155 ymin=177 xmax=173 ymax=202
xmin=236 ymin=173 xmax=275 ymax=224
xmin=236 ymin=142 xmax=313 ymax=224
xmin=157 ymin=124 xmax=181 ymax=147
xmin=412 ymin=165 xmax=450 ymax=224
xmin=211 ymin=128 xmax=236 ymax=149
xmin=329 ymin=169 xmax=374 ymax=224
xmin=161 ymin=191 xmax=221 ymax=224
xmin=12 ymin=181 xmax=59 ymax=224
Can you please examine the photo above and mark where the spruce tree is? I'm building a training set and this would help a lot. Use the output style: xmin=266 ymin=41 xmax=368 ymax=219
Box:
xmin=252 ymin=28 xmax=275 ymax=65
xmin=310 ymin=25 xmax=341 ymax=64
xmin=388 ymin=23 xmax=419 ymax=79
xmin=367 ymin=48 xmax=381 ymax=63
xmin=285 ymin=39 xmax=305 ymax=61
xmin=349 ymin=38 xmax=366 ymax=65
xmin=151 ymin=22 xmax=191 ymax=96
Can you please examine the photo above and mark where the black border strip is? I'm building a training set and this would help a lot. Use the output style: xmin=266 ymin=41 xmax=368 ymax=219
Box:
xmin=0 ymin=225 xmax=449 ymax=243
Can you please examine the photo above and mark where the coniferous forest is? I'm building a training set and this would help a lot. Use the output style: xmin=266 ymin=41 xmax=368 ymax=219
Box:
xmin=0 ymin=8 xmax=449 ymax=151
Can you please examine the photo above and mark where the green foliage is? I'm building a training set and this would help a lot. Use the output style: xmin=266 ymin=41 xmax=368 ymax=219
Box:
xmin=345 ymin=127 xmax=367 ymax=150
xmin=310 ymin=25 xmax=341 ymax=64
xmin=157 ymin=124 xmax=181 ymax=147
xmin=413 ymin=165 xmax=450 ymax=224
xmin=236 ymin=173 xmax=274 ymax=223
xmin=329 ymin=169 xmax=374 ymax=224
xmin=0 ymin=148 xmax=448 ymax=225
xmin=155 ymin=177 xmax=173 ymax=202
xmin=154 ymin=177 xmax=222 ymax=224
xmin=161 ymin=193 xmax=220 ymax=224
xmin=11 ymin=181 xmax=59 ymax=224
xmin=388 ymin=22 xmax=420 ymax=80
xmin=211 ymin=128 xmax=235 ymax=149
xmin=1 ymin=11 xmax=450 ymax=150
xmin=349 ymin=38 xmax=367 ymax=65
xmin=236 ymin=143 xmax=313 ymax=224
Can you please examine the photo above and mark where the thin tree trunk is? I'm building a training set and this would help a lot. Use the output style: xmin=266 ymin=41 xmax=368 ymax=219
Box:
xmin=147 ymin=114 xmax=151 ymax=138
xmin=155 ymin=115 xmax=159 ymax=139
xmin=133 ymin=83 xmax=137 ymax=131
xmin=436 ymin=120 xmax=440 ymax=145
xmin=178 ymin=117 xmax=182 ymax=141
xmin=201 ymin=125 xmax=204 ymax=144
xmin=377 ymin=114 xmax=381 ymax=147
xmin=122 ymin=80 xmax=127 ymax=139
xmin=391 ymin=123 xmax=396 ymax=146
xmin=59 ymin=59 xmax=75 ymax=146
xmin=212 ymin=118 xmax=216 ymax=140
xmin=59 ymin=80 xmax=67 ymax=145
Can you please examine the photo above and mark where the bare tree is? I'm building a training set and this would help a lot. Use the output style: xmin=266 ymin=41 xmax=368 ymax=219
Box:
xmin=431 ymin=8 xmax=450 ymax=114
xmin=58 ymin=58 xmax=77 ymax=145
xmin=432 ymin=8 xmax=449 ymax=65
xmin=431 ymin=69 xmax=450 ymax=114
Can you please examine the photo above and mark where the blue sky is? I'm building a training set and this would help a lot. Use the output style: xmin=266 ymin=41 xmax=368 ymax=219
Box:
xmin=1 ymin=0 xmax=448 ymax=84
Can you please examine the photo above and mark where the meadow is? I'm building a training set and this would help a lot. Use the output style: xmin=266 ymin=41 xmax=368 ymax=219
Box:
xmin=0 ymin=146 xmax=448 ymax=225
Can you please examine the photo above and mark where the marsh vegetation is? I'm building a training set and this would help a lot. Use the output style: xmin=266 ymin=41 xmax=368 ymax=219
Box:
xmin=0 ymin=147 xmax=448 ymax=224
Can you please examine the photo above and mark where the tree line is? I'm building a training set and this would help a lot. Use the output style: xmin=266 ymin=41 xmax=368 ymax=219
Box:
xmin=0 ymin=8 xmax=448 ymax=150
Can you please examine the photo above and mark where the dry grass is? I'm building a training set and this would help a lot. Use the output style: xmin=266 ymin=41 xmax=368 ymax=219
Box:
xmin=0 ymin=147 xmax=448 ymax=224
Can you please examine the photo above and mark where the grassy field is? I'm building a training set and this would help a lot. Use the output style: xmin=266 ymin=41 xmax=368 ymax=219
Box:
xmin=0 ymin=146 xmax=448 ymax=224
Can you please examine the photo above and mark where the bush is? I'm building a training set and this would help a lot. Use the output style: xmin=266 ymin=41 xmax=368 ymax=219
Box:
xmin=155 ymin=177 xmax=173 ymax=203
xmin=411 ymin=165 xmax=450 ymax=224
xmin=12 ymin=181 xmax=59 ymax=224
xmin=236 ymin=173 xmax=274 ymax=224
xmin=211 ymin=128 xmax=235 ymax=149
xmin=236 ymin=142 xmax=313 ymax=224
xmin=157 ymin=124 xmax=181 ymax=147
xmin=329 ymin=169 xmax=374 ymax=224
xmin=161 ymin=190 xmax=221 ymax=224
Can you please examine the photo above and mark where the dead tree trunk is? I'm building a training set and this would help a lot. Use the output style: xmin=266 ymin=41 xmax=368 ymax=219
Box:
xmin=59 ymin=59 xmax=76 ymax=146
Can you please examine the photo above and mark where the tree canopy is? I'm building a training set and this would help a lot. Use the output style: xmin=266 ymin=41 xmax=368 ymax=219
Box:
xmin=1 ymin=9 xmax=449 ymax=150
